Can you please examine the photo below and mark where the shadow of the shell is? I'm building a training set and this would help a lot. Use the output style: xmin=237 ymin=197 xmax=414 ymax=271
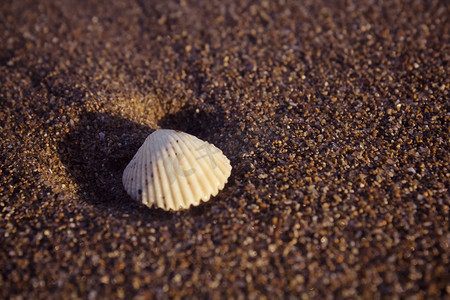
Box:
xmin=58 ymin=111 xmax=168 ymax=220
xmin=158 ymin=103 xmax=227 ymax=144
xmin=58 ymin=106 xmax=231 ymax=221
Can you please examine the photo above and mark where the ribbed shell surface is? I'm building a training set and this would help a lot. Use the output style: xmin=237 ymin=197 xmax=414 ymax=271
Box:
xmin=122 ymin=129 xmax=232 ymax=211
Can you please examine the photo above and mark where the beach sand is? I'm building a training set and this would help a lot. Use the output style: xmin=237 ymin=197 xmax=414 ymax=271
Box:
xmin=1 ymin=0 xmax=449 ymax=298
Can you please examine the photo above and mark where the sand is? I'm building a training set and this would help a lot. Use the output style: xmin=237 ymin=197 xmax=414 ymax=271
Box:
xmin=0 ymin=0 xmax=449 ymax=298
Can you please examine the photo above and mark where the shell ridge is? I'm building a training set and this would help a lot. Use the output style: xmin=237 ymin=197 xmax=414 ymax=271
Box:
xmin=203 ymin=143 xmax=231 ymax=194
xmin=161 ymin=137 xmax=183 ymax=210
xmin=142 ymin=138 xmax=151 ymax=206
xmin=181 ymin=137 xmax=221 ymax=199
xmin=138 ymin=140 xmax=148 ymax=204
xmin=214 ymin=151 xmax=232 ymax=178
xmin=176 ymin=134 xmax=215 ymax=202
xmin=131 ymin=156 xmax=140 ymax=201
xmin=164 ymin=139 xmax=185 ymax=209
xmin=166 ymin=136 xmax=192 ymax=209
xmin=146 ymin=141 xmax=156 ymax=207
xmin=135 ymin=147 xmax=146 ymax=201
xmin=186 ymin=136 xmax=229 ymax=197
xmin=150 ymin=142 xmax=163 ymax=209
xmin=153 ymin=136 xmax=167 ymax=209
xmin=169 ymin=132 xmax=206 ymax=207
xmin=130 ymin=141 xmax=149 ymax=200
xmin=201 ymin=142 xmax=230 ymax=176
xmin=158 ymin=133 xmax=178 ymax=210
xmin=211 ymin=146 xmax=232 ymax=181
xmin=190 ymin=137 xmax=227 ymax=176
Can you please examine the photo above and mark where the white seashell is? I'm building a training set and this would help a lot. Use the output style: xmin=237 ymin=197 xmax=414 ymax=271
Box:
xmin=122 ymin=129 xmax=232 ymax=211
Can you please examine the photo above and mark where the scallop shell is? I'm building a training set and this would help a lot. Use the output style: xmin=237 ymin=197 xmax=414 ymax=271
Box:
xmin=122 ymin=129 xmax=232 ymax=211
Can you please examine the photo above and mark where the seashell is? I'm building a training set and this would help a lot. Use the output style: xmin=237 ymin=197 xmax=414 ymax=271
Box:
xmin=122 ymin=129 xmax=232 ymax=211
